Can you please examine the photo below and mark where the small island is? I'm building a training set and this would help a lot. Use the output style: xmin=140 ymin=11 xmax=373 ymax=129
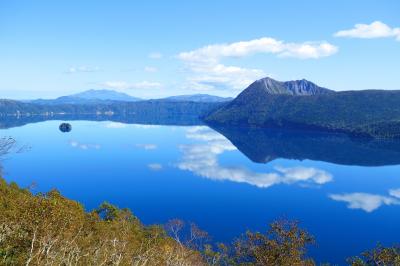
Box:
xmin=59 ymin=122 xmax=72 ymax=133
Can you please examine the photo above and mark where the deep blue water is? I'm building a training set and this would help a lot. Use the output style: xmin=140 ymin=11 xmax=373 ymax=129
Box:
xmin=1 ymin=120 xmax=400 ymax=264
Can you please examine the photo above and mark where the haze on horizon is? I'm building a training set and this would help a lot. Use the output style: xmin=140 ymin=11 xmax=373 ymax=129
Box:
xmin=0 ymin=0 xmax=399 ymax=100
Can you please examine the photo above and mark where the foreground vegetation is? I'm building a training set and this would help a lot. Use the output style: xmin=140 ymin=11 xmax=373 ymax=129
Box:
xmin=0 ymin=178 xmax=399 ymax=265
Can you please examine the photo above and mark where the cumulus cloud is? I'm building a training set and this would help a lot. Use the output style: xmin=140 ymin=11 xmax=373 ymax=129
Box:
xmin=329 ymin=192 xmax=400 ymax=212
xmin=105 ymin=122 xmax=128 ymax=129
xmin=179 ymin=37 xmax=337 ymax=62
xmin=69 ymin=140 xmax=101 ymax=150
xmin=185 ymin=64 xmax=265 ymax=91
xmin=148 ymin=163 xmax=163 ymax=171
xmin=148 ymin=52 xmax=163 ymax=59
xmin=66 ymin=66 xmax=100 ymax=73
xmin=177 ymin=127 xmax=332 ymax=188
xmin=100 ymin=81 xmax=162 ymax=90
xmin=136 ymin=144 xmax=158 ymax=150
xmin=178 ymin=37 xmax=337 ymax=91
xmin=334 ymin=21 xmax=400 ymax=40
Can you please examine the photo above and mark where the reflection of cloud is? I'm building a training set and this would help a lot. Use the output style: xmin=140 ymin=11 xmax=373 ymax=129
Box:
xmin=70 ymin=140 xmax=101 ymax=150
xmin=329 ymin=193 xmax=400 ymax=212
xmin=389 ymin=188 xmax=400 ymax=199
xmin=136 ymin=144 xmax=158 ymax=150
xmin=274 ymin=166 xmax=332 ymax=185
xmin=148 ymin=163 xmax=163 ymax=171
xmin=178 ymin=127 xmax=332 ymax=188
xmin=105 ymin=122 xmax=128 ymax=128
xmin=185 ymin=126 xmax=230 ymax=142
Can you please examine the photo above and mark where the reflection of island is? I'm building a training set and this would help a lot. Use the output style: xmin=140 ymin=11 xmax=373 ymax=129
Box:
xmin=209 ymin=125 xmax=400 ymax=166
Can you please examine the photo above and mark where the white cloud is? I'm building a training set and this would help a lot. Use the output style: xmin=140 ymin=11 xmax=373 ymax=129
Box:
xmin=277 ymin=42 xmax=338 ymax=59
xmin=144 ymin=66 xmax=158 ymax=73
xmin=334 ymin=21 xmax=400 ymax=40
xmin=66 ymin=66 xmax=100 ymax=73
xmin=185 ymin=64 xmax=265 ymax=91
xmin=179 ymin=37 xmax=337 ymax=62
xmin=178 ymin=37 xmax=337 ymax=91
xmin=101 ymin=81 xmax=162 ymax=90
xmin=69 ymin=140 xmax=101 ymax=150
xmin=149 ymin=52 xmax=163 ymax=59
xmin=105 ymin=122 xmax=128 ymax=129
xmin=177 ymin=126 xmax=332 ymax=188
xmin=329 ymin=192 xmax=400 ymax=212
xmin=148 ymin=163 xmax=163 ymax=171
xmin=389 ymin=188 xmax=400 ymax=198
xmin=136 ymin=144 xmax=158 ymax=150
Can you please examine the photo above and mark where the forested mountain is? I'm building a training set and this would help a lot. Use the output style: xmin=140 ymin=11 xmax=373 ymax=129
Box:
xmin=241 ymin=77 xmax=334 ymax=96
xmin=26 ymin=90 xmax=231 ymax=105
xmin=204 ymin=77 xmax=400 ymax=138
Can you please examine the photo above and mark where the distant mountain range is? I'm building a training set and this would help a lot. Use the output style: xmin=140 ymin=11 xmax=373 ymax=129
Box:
xmin=157 ymin=94 xmax=233 ymax=103
xmin=70 ymin=89 xmax=142 ymax=102
xmin=26 ymin=90 xmax=231 ymax=105
xmin=204 ymin=77 xmax=400 ymax=138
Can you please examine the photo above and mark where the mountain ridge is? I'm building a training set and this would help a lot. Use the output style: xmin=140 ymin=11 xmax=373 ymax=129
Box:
xmin=70 ymin=89 xmax=142 ymax=101
xmin=27 ymin=90 xmax=231 ymax=105
xmin=29 ymin=89 xmax=142 ymax=105
xmin=241 ymin=77 xmax=334 ymax=97
xmin=158 ymin=94 xmax=232 ymax=103
xmin=203 ymin=77 xmax=400 ymax=139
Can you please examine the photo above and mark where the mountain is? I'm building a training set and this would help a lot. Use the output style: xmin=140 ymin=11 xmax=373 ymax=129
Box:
xmin=70 ymin=89 xmax=142 ymax=101
xmin=204 ymin=77 xmax=400 ymax=138
xmin=159 ymin=94 xmax=233 ymax=103
xmin=240 ymin=77 xmax=334 ymax=97
xmin=30 ymin=89 xmax=142 ymax=105
xmin=28 ymin=91 xmax=231 ymax=105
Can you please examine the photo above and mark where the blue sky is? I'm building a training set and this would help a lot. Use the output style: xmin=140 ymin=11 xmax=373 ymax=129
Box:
xmin=1 ymin=0 xmax=399 ymax=99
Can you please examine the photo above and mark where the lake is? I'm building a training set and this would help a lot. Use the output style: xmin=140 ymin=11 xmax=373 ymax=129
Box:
xmin=1 ymin=119 xmax=400 ymax=264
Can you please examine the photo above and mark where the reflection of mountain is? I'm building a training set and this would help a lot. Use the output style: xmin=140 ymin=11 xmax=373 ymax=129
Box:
xmin=0 ymin=113 xmax=205 ymax=129
xmin=0 ymin=100 xmax=223 ymax=129
xmin=209 ymin=125 xmax=400 ymax=166
xmin=177 ymin=127 xmax=332 ymax=188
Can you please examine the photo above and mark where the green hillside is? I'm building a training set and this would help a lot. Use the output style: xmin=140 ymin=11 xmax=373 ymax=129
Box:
xmin=204 ymin=79 xmax=400 ymax=138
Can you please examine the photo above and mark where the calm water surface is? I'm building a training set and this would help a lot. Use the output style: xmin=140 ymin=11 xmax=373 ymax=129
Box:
xmin=1 ymin=120 xmax=400 ymax=264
